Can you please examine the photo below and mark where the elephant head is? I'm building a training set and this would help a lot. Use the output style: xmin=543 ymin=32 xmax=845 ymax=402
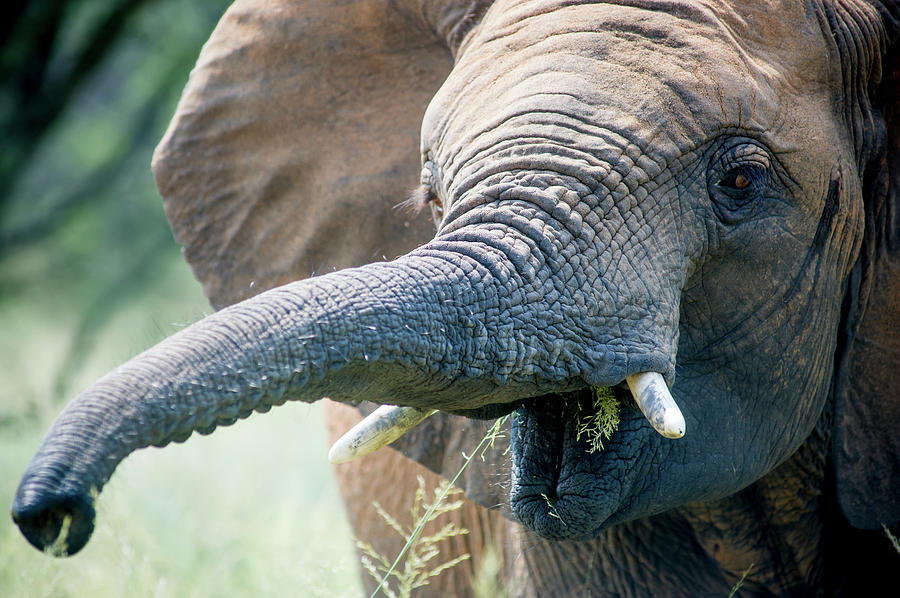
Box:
xmin=11 ymin=1 xmax=900 ymax=592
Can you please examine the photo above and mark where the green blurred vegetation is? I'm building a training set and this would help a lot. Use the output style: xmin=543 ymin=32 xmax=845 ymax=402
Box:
xmin=1 ymin=2 xmax=362 ymax=596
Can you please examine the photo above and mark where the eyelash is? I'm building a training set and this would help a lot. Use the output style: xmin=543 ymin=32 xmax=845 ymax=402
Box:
xmin=402 ymin=184 xmax=444 ymax=228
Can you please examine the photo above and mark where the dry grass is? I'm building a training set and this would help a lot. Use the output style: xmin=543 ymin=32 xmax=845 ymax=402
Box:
xmin=361 ymin=417 xmax=510 ymax=598
xmin=358 ymin=477 xmax=471 ymax=598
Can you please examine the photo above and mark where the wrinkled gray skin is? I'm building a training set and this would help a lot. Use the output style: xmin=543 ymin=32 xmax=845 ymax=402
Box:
xmin=12 ymin=1 xmax=900 ymax=596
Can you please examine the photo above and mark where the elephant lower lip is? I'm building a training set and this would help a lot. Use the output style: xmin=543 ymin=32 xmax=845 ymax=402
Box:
xmin=509 ymin=388 xmax=633 ymax=540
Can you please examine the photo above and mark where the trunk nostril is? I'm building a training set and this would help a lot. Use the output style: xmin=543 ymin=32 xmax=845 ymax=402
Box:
xmin=11 ymin=491 xmax=95 ymax=557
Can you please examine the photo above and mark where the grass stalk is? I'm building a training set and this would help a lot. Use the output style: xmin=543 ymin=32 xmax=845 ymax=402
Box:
xmin=367 ymin=417 xmax=508 ymax=598
xmin=727 ymin=563 xmax=754 ymax=598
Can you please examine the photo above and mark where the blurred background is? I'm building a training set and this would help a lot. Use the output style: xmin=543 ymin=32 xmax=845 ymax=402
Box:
xmin=0 ymin=1 xmax=362 ymax=595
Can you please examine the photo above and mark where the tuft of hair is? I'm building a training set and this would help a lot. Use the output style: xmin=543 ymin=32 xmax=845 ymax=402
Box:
xmin=396 ymin=184 xmax=435 ymax=215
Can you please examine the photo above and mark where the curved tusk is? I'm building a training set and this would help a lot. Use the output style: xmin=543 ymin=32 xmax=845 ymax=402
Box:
xmin=328 ymin=405 xmax=437 ymax=464
xmin=328 ymin=374 xmax=684 ymax=463
xmin=625 ymin=372 xmax=686 ymax=439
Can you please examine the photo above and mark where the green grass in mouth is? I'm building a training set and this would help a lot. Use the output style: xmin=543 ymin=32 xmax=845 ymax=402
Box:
xmin=574 ymin=387 xmax=621 ymax=453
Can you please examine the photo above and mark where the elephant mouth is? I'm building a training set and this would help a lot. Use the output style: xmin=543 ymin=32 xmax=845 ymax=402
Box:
xmin=508 ymin=386 xmax=647 ymax=540
xmin=328 ymin=371 xmax=685 ymax=539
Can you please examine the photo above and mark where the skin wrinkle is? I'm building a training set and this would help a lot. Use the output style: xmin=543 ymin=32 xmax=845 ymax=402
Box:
xmin=412 ymin=0 xmax=493 ymax=54
xmin=457 ymin=165 xmax=606 ymax=224
xmin=480 ymin=0 xmax=721 ymax=46
xmin=407 ymin=245 xmax=581 ymax=384
xmin=686 ymin=208 xmax=849 ymax=368
xmin=826 ymin=1 xmax=884 ymax=164
xmin=438 ymin=100 xmax=673 ymax=198
xmin=443 ymin=130 xmax=619 ymax=204
xmin=440 ymin=176 xmax=676 ymax=378
xmin=428 ymin=20 xmax=695 ymax=180
xmin=458 ymin=176 xmax=648 ymax=318
xmin=453 ymin=140 xmax=609 ymax=191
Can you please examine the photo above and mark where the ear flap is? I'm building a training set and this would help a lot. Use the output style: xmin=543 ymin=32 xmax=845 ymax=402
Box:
xmin=152 ymin=0 xmax=502 ymax=502
xmin=833 ymin=35 xmax=900 ymax=530
xmin=152 ymin=0 xmax=455 ymax=308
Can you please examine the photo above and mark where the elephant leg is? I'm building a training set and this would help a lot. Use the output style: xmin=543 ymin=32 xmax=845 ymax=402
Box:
xmin=325 ymin=402 xmax=511 ymax=597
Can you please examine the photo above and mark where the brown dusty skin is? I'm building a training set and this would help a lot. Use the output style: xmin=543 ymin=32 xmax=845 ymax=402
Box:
xmin=325 ymin=402 xmax=512 ymax=597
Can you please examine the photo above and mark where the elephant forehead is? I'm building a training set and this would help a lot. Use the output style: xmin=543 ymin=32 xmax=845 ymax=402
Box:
xmin=470 ymin=0 xmax=834 ymax=95
xmin=423 ymin=0 xmax=837 ymax=178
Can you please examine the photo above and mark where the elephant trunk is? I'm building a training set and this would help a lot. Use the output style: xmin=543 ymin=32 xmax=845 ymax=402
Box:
xmin=13 ymin=172 xmax=690 ymax=550
xmin=10 ymin=251 xmax=518 ymax=556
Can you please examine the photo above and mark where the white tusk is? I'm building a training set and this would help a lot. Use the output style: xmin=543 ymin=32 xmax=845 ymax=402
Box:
xmin=625 ymin=372 xmax=686 ymax=439
xmin=328 ymin=405 xmax=437 ymax=464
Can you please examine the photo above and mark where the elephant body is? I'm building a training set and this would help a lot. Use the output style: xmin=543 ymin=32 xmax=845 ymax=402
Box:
xmin=12 ymin=1 xmax=900 ymax=596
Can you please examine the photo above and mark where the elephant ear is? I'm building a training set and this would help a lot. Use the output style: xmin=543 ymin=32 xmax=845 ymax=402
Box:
xmin=833 ymin=24 xmax=900 ymax=530
xmin=151 ymin=0 xmax=500 ymax=501
xmin=151 ymin=0 xmax=477 ymax=308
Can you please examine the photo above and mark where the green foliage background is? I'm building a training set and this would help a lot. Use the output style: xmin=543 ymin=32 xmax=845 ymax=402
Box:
xmin=1 ymin=2 xmax=362 ymax=595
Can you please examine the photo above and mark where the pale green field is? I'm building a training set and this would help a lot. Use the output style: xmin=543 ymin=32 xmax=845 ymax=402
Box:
xmin=0 ymin=256 xmax=365 ymax=598
xmin=2 ymin=3 xmax=371 ymax=596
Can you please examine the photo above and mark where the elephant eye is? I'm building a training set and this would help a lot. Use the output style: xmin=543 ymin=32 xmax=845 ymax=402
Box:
xmin=419 ymin=159 xmax=445 ymax=228
xmin=400 ymin=160 xmax=445 ymax=228
xmin=716 ymin=166 xmax=759 ymax=193
xmin=428 ymin=190 xmax=445 ymax=227
xmin=707 ymin=141 xmax=777 ymax=224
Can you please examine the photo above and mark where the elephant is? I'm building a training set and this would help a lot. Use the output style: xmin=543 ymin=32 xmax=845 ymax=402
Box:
xmin=10 ymin=0 xmax=900 ymax=596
